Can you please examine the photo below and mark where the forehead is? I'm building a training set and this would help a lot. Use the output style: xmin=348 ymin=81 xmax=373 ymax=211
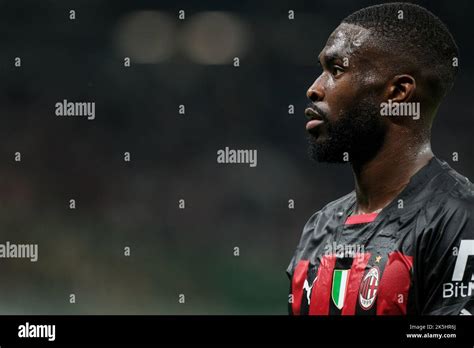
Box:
xmin=320 ymin=23 xmax=372 ymax=60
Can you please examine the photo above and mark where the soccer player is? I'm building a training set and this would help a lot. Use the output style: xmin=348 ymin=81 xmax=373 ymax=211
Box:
xmin=287 ymin=2 xmax=473 ymax=315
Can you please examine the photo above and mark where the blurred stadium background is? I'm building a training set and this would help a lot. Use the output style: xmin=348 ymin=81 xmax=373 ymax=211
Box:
xmin=0 ymin=0 xmax=472 ymax=314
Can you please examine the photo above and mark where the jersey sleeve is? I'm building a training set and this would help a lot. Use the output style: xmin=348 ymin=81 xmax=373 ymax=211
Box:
xmin=287 ymin=255 xmax=295 ymax=315
xmin=286 ymin=211 xmax=322 ymax=315
xmin=418 ymin=198 xmax=474 ymax=315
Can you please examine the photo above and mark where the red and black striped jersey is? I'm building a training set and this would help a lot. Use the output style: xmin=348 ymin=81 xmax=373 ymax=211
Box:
xmin=286 ymin=157 xmax=474 ymax=315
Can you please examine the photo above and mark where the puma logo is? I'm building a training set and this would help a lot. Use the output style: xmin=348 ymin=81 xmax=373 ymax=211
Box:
xmin=303 ymin=277 xmax=317 ymax=305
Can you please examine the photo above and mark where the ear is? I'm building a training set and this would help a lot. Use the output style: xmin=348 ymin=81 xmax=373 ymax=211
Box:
xmin=386 ymin=75 xmax=416 ymax=103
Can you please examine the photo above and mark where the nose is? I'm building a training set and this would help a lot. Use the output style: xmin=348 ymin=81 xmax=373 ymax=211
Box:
xmin=306 ymin=77 xmax=324 ymax=102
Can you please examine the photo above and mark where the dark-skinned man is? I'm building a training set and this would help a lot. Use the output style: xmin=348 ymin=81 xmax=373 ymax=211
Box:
xmin=287 ymin=2 xmax=473 ymax=315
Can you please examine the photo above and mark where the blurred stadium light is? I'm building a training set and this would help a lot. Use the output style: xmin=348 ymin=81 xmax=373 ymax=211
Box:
xmin=181 ymin=11 xmax=248 ymax=65
xmin=115 ymin=10 xmax=176 ymax=63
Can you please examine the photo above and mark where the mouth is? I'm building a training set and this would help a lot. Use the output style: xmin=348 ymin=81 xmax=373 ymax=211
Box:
xmin=305 ymin=107 xmax=325 ymax=131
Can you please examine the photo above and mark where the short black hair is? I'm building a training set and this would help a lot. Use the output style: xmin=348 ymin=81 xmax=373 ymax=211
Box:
xmin=342 ymin=2 xmax=459 ymax=100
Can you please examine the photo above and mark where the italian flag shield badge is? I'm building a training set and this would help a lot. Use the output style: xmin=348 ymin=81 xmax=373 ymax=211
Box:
xmin=331 ymin=269 xmax=350 ymax=309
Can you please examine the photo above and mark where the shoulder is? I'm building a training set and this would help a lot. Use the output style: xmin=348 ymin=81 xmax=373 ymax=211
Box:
xmin=286 ymin=191 xmax=354 ymax=277
xmin=303 ymin=191 xmax=355 ymax=229
xmin=296 ymin=191 xmax=355 ymax=247
xmin=418 ymin=162 xmax=474 ymax=244
xmin=424 ymin=161 xmax=473 ymax=219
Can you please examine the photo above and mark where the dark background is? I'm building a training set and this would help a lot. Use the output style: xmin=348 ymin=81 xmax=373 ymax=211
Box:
xmin=0 ymin=0 xmax=471 ymax=314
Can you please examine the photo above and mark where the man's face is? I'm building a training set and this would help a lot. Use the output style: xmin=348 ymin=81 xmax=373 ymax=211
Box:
xmin=306 ymin=23 xmax=388 ymax=164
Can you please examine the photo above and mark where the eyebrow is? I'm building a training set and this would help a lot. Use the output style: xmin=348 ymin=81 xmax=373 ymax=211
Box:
xmin=318 ymin=51 xmax=345 ymax=65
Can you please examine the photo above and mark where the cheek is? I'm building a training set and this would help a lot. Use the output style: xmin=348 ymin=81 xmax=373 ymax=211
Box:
xmin=326 ymin=78 xmax=359 ymax=114
xmin=324 ymin=74 xmax=336 ymax=90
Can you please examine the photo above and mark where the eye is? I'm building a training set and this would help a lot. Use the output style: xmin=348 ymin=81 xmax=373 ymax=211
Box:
xmin=332 ymin=65 xmax=344 ymax=77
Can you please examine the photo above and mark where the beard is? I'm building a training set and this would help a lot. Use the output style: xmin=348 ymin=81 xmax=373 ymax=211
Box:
xmin=307 ymin=96 xmax=387 ymax=164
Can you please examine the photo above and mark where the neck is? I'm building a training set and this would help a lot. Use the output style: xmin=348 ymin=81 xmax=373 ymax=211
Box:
xmin=351 ymin=132 xmax=433 ymax=215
